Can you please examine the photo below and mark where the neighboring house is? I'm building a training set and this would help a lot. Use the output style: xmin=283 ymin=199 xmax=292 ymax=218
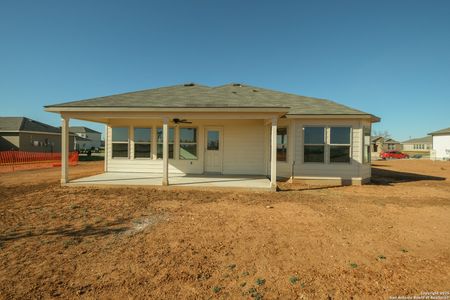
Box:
xmin=401 ymin=136 xmax=432 ymax=152
xmin=371 ymin=136 xmax=401 ymax=155
xmin=0 ymin=117 xmax=74 ymax=152
xmin=428 ymin=127 xmax=450 ymax=160
xmin=70 ymin=126 xmax=102 ymax=150
xmin=73 ymin=135 xmax=92 ymax=151
xmin=45 ymin=83 xmax=380 ymax=187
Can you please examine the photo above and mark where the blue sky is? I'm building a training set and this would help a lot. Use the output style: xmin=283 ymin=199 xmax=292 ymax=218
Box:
xmin=1 ymin=0 xmax=449 ymax=141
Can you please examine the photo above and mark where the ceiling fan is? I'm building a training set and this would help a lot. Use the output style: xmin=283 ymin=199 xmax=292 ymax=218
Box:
xmin=172 ymin=118 xmax=192 ymax=124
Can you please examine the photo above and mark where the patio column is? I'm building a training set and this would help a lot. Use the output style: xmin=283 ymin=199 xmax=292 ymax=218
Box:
xmin=162 ymin=117 xmax=169 ymax=186
xmin=61 ymin=115 xmax=70 ymax=184
xmin=270 ymin=117 xmax=277 ymax=190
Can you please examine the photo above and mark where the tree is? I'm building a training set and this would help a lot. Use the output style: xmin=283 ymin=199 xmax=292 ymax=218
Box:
xmin=373 ymin=130 xmax=391 ymax=139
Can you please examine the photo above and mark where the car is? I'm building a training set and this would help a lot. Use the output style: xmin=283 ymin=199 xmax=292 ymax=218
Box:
xmin=380 ymin=150 xmax=409 ymax=160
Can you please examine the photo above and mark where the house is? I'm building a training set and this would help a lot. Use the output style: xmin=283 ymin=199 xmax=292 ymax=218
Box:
xmin=0 ymin=116 xmax=74 ymax=152
xmin=371 ymin=136 xmax=401 ymax=156
xmin=428 ymin=127 xmax=450 ymax=160
xmin=44 ymin=83 xmax=380 ymax=189
xmin=401 ymin=136 xmax=432 ymax=152
xmin=70 ymin=126 xmax=102 ymax=150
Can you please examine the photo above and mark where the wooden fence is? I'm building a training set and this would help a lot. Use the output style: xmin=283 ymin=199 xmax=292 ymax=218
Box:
xmin=0 ymin=151 xmax=79 ymax=173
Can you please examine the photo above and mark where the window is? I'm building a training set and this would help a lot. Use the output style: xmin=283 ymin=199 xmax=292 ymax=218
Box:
xmin=112 ymin=127 xmax=129 ymax=158
xmin=277 ymin=128 xmax=288 ymax=161
xmin=179 ymin=128 xmax=197 ymax=160
xmin=330 ymin=127 xmax=351 ymax=163
xmin=388 ymin=144 xmax=396 ymax=150
xmin=156 ymin=127 xmax=174 ymax=159
xmin=134 ymin=128 xmax=151 ymax=158
xmin=363 ymin=127 xmax=371 ymax=164
xmin=304 ymin=127 xmax=325 ymax=163
xmin=207 ymin=130 xmax=220 ymax=150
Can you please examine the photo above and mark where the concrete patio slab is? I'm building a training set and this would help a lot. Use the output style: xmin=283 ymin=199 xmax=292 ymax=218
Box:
xmin=69 ymin=172 xmax=271 ymax=189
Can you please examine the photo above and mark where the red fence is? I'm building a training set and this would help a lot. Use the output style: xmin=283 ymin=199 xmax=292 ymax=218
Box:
xmin=0 ymin=151 xmax=79 ymax=173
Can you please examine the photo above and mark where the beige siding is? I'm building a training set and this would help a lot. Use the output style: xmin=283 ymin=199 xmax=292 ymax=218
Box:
xmin=106 ymin=119 xmax=265 ymax=175
xmin=104 ymin=116 xmax=373 ymax=183
xmin=291 ymin=119 xmax=365 ymax=180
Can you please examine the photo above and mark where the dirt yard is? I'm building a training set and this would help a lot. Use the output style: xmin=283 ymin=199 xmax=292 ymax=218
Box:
xmin=0 ymin=160 xmax=449 ymax=299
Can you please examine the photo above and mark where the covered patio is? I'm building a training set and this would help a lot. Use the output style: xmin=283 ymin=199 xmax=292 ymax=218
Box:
xmin=69 ymin=172 xmax=271 ymax=190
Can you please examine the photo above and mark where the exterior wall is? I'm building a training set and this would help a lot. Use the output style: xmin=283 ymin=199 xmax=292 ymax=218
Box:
xmin=402 ymin=143 xmax=432 ymax=152
xmin=0 ymin=133 xmax=20 ymax=150
xmin=432 ymin=134 xmax=450 ymax=160
xmin=104 ymin=117 xmax=372 ymax=184
xmin=106 ymin=119 xmax=266 ymax=175
xmin=19 ymin=132 xmax=74 ymax=153
xmin=289 ymin=119 xmax=370 ymax=184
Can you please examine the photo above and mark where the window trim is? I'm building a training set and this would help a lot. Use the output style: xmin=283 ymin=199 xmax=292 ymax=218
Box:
xmin=179 ymin=126 xmax=198 ymax=160
xmin=303 ymin=126 xmax=326 ymax=164
xmin=329 ymin=126 xmax=352 ymax=164
xmin=133 ymin=127 xmax=152 ymax=160
xmin=303 ymin=125 xmax=354 ymax=164
xmin=111 ymin=126 xmax=130 ymax=159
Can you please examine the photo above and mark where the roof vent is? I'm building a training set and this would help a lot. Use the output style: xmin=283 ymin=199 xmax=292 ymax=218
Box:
xmin=232 ymin=83 xmax=243 ymax=87
xmin=184 ymin=83 xmax=195 ymax=87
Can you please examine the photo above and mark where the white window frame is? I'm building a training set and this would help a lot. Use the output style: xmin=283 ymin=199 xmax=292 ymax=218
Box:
xmin=303 ymin=126 xmax=326 ymax=164
xmin=133 ymin=127 xmax=152 ymax=159
xmin=111 ymin=127 xmax=129 ymax=159
xmin=329 ymin=126 xmax=352 ymax=164
xmin=179 ymin=127 xmax=198 ymax=160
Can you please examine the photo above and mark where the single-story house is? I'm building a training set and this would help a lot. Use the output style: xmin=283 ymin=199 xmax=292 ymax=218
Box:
xmin=401 ymin=136 xmax=432 ymax=152
xmin=44 ymin=83 xmax=380 ymax=189
xmin=371 ymin=136 xmax=401 ymax=155
xmin=0 ymin=116 xmax=74 ymax=152
xmin=70 ymin=126 xmax=102 ymax=150
xmin=428 ymin=127 xmax=450 ymax=160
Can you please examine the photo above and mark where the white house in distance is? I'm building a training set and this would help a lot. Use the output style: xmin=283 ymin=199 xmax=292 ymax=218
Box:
xmin=70 ymin=126 xmax=102 ymax=150
xmin=44 ymin=83 xmax=380 ymax=189
xmin=428 ymin=127 xmax=450 ymax=160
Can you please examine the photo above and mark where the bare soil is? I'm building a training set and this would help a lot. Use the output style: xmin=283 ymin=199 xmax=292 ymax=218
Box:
xmin=0 ymin=160 xmax=449 ymax=299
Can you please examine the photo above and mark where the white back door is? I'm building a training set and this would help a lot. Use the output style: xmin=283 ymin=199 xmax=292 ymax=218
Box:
xmin=204 ymin=127 xmax=223 ymax=173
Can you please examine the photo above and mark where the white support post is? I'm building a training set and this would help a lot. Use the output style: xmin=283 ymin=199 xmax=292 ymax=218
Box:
xmin=162 ymin=117 xmax=169 ymax=186
xmin=270 ymin=117 xmax=277 ymax=190
xmin=104 ymin=124 xmax=108 ymax=172
xmin=61 ymin=115 xmax=70 ymax=184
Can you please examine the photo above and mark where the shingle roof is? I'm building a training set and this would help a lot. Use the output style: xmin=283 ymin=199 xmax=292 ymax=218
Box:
xmin=385 ymin=138 xmax=400 ymax=144
xmin=70 ymin=126 xmax=101 ymax=134
xmin=45 ymin=83 xmax=379 ymax=119
xmin=428 ymin=127 xmax=450 ymax=136
xmin=402 ymin=136 xmax=432 ymax=144
xmin=0 ymin=117 xmax=60 ymax=133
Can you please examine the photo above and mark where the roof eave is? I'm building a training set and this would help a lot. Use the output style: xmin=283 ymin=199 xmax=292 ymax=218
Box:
xmin=44 ymin=106 xmax=291 ymax=113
